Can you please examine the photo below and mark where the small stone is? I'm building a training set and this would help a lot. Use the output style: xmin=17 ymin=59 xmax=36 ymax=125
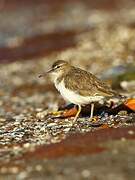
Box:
xmin=13 ymin=145 xmax=21 ymax=151
xmin=47 ymin=123 xmax=57 ymax=127
xmin=36 ymin=108 xmax=43 ymax=112
xmin=1 ymin=167 xmax=8 ymax=173
xmin=13 ymin=114 xmax=25 ymax=121
xmin=0 ymin=118 xmax=6 ymax=122
xmin=128 ymin=130 xmax=134 ymax=135
xmin=112 ymin=149 xmax=118 ymax=154
xmin=23 ymin=143 xmax=30 ymax=148
xmin=36 ymin=110 xmax=48 ymax=119
xmin=63 ymin=128 xmax=71 ymax=132
xmin=81 ymin=169 xmax=91 ymax=178
xmin=118 ymin=111 xmax=127 ymax=115
xmin=35 ymin=165 xmax=42 ymax=171
xmin=10 ymin=166 xmax=19 ymax=174
xmin=121 ymin=137 xmax=126 ymax=142
xmin=17 ymin=171 xmax=28 ymax=180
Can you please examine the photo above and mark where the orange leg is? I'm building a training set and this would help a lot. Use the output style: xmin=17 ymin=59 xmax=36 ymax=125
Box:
xmin=90 ymin=103 xmax=94 ymax=119
xmin=72 ymin=105 xmax=81 ymax=125
xmin=89 ymin=103 xmax=98 ymax=122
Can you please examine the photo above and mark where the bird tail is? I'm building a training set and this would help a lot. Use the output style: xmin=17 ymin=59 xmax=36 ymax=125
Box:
xmin=117 ymin=94 xmax=127 ymax=99
xmin=110 ymin=89 xmax=126 ymax=99
xmin=113 ymin=94 xmax=127 ymax=103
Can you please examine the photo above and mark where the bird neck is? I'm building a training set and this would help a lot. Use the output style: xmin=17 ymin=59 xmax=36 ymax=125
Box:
xmin=55 ymin=66 xmax=72 ymax=84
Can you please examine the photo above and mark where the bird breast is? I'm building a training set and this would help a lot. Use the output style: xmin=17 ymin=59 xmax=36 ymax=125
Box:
xmin=55 ymin=80 xmax=104 ymax=105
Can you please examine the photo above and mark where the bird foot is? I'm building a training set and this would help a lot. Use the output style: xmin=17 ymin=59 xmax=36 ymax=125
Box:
xmin=89 ymin=116 xmax=99 ymax=123
xmin=51 ymin=110 xmax=64 ymax=116
xmin=51 ymin=106 xmax=78 ymax=118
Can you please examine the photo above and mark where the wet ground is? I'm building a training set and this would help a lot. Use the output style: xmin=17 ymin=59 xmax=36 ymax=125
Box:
xmin=0 ymin=0 xmax=135 ymax=179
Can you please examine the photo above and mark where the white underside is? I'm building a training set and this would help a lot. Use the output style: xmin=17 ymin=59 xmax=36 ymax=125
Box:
xmin=55 ymin=80 xmax=104 ymax=105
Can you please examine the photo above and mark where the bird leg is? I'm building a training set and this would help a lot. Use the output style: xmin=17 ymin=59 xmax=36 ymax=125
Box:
xmin=89 ymin=103 xmax=96 ymax=122
xmin=90 ymin=103 xmax=94 ymax=118
xmin=72 ymin=104 xmax=81 ymax=125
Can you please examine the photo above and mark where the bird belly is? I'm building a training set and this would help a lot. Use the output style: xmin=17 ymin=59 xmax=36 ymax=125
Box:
xmin=55 ymin=81 xmax=103 ymax=105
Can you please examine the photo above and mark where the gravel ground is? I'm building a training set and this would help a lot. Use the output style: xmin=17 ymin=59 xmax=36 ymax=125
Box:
xmin=0 ymin=0 xmax=135 ymax=179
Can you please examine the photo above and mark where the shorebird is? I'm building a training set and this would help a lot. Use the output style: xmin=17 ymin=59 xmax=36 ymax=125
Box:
xmin=39 ymin=60 xmax=119 ymax=125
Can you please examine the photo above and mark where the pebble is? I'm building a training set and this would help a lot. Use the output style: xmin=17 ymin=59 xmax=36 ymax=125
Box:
xmin=17 ymin=171 xmax=28 ymax=180
xmin=0 ymin=167 xmax=8 ymax=174
xmin=0 ymin=118 xmax=6 ymax=122
xmin=23 ymin=143 xmax=31 ymax=148
xmin=63 ymin=128 xmax=71 ymax=132
xmin=81 ymin=169 xmax=91 ymax=178
xmin=121 ymin=137 xmax=126 ymax=142
xmin=36 ymin=110 xmax=49 ymax=119
xmin=9 ymin=166 xmax=19 ymax=174
xmin=35 ymin=165 xmax=43 ymax=171
xmin=128 ymin=130 xmax=134 ymax=135
xmin=47 ymin=122 xmax=57 ymax=127
xmin=118 ymin=111 xmax=128 ymax=115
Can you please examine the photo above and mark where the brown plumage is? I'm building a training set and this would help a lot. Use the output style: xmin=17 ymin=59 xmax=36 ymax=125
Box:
xmin=63 ymin=66 xmax=117 ymax=97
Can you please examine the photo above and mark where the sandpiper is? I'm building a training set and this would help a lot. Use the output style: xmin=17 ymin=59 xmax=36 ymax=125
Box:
xmin=39 ymin=60 xmax=119 ymax=125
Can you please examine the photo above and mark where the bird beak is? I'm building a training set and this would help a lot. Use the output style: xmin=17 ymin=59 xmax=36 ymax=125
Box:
xmin=46 ymin=68 xmax=54 ymax=73
xmin=38 ymin=68 xmax=53 ymax=78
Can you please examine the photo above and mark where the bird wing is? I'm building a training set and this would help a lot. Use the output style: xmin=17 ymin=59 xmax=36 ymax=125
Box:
xmin=65 ymin=67 xmax=116 ymax=97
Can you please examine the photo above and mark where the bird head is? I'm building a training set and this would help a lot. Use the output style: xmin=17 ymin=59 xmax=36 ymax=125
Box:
xmin=39 ymin=60 xmax=70 ymax=81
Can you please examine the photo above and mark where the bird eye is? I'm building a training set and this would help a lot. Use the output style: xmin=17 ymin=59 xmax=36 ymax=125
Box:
xmin=52 ymin=65 xmax=61 ymax=70
xmin=56 ymin=65 xmax=61 ymax=69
